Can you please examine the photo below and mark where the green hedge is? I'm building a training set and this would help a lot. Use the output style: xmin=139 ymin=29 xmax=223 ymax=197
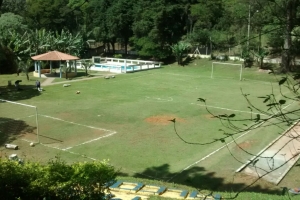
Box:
xmin=0 ymin=157 xmax=116 ymax=199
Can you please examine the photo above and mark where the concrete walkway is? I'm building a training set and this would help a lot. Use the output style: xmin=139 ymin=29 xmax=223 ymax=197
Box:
xmin=42 ymin=78 xmax=55 ymax=86
xmin=241 ymin=122 xmax=300 ymax=184
xmin=41 ymin=75 xmax=114 ymax=87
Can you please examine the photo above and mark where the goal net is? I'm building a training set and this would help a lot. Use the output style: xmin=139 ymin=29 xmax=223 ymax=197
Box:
xmin=0 ymin=99 xmax=39 ymax=144
xmin=211 ymin=62 xmax=243 ymax=80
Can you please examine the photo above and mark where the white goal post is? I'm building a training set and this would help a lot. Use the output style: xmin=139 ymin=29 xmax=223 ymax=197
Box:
xmin=0 ymin=99 xmax=40 ymax=143
xmin=211 ymin=62 xmax=243 ymax=81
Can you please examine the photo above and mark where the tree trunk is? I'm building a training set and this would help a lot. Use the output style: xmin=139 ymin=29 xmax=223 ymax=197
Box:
xmin=124 ymin=38 xmax=128 ymax=55
xmin=110 ymin=42 xmax=115 ymax=54
xmin=260 ymin=57 xmax=263 ymax=69
xmin=281 ymin=0 xmax=298 ymax=73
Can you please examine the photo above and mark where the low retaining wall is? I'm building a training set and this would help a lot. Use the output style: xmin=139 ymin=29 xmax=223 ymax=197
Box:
xmin=33 ymin=70 xmax=77 ymax=78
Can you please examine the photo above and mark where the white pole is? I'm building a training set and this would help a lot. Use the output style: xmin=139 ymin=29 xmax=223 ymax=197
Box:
xmin=35 ymin=106 xmax=40 ymax=143
xmin=240 ymin=65 xmax=243 ymax=81
xmin=247 ymin=3 xmax=251 ymax=52
xmin=211 ymin=63 xmax=214 ymax=79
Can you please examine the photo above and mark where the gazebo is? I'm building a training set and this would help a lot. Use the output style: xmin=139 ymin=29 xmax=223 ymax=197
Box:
xmin=31 ymin=51 xmax=80 ymax=78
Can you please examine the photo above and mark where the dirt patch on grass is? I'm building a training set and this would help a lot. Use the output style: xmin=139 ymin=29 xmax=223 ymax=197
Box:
xmin=145 ymin=115 xmax=185 ymax=125
xmin=236 ymin=140 xmax=256 ymax=149
xmin=204 ymin=114 xmax=216 ymax=119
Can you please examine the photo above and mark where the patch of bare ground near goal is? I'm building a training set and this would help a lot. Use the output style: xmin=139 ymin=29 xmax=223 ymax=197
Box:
xmin=145 ymin=115 xmax=185 ymax=125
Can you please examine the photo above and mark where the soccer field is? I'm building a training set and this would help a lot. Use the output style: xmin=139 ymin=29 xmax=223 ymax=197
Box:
xmin=0 ymin=60 xmax=292 ymax=188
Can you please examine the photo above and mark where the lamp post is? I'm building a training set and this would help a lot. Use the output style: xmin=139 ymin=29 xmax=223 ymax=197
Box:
xmin=247 ymin=2 xmax=258 ymax=52
xmin=247 ymin=3 xmax=251 ymax=52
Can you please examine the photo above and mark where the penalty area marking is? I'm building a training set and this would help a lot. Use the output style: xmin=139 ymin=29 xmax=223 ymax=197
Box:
xmin=62 ymin=131 xmax=117 ymax=150
xmin=145 ymin=96 xmax=173 ymax=102
xmin=39 ymin=114 xmax=115 ymax=133
xmin=31 ymin=114 xmax=117 ymax=150
xmin=21 ymin=138 xmax=98 ymax=161
xmin=191 ymin=103 xmax=268 ymax=116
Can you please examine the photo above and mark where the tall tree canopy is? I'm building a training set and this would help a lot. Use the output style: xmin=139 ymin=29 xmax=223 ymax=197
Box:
xmin=1 ymin=0 xmax=300 ymax=72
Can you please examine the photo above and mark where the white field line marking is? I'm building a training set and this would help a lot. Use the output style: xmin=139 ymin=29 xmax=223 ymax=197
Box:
xmin=0 ymin=115 xmax=36 ymax=125
xmin=39 ymin=114 xmax=115 ymax=133
xmin=145 ymin=96 xmax=173 ymax=102
xmin=63 ymin=131 xmax=117 ymax=150
xmin=21 ymin=139 xmax=98 ymax=161
xmin=160 ymin=72 xmax=279 ymax=85
xmin=167 ymin=101 xmax=294 ymax=181
xmin=21 ymin=138 xmax=34 ymax=143
xmin=40 ymin=143 xmax=98 ymax=161
xmin=191 ymin=103 xmax=268 ymax=116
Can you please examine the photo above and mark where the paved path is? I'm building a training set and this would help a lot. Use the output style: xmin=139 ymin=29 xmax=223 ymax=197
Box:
xmin=242 ymin=122 xmax=300 ymax=184
xmin=42 ymin=78 xmax=55 ymax=86
xmin=41 ymin=75 xmax=115 ymax=86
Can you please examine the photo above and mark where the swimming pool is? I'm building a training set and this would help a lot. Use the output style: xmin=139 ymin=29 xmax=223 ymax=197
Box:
xmin=81 ymin=57 xmax=162 ymax=73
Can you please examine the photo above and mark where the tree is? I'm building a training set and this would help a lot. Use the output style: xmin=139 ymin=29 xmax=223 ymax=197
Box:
xmin=24 ymin=0 xmax=78 ymax=32
xmin=81 ymin=59 xmax=94 ymax=76
xmin=170 ymin=41 xmax=191 ymax=65
xmin=252 ymin=48 xmax=269 ymax=69
xmin=0 ymin=0 xmax=26 ymax=15
xmin=18 ymin=59 xmax=32 ymax=80
xmin=131 ymin=0 xmax=188 ymax=59
xmin=261 ymin=0 xmax=300 ymax=72
xmin=0 ymin=12 xmax=27 ymax=33
xmin=106 ymin=0 xmax=134 ymax=55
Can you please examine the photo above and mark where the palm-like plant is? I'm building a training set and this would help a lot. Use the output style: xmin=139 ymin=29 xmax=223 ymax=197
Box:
xmin=252 ymin=48 xmax=269 ymax=69
xmin=18 ymin=59 xmax=33 ymax=81
xmin=80 ymin=59 xmax=94 ymax=76
xmin=171 ymin=41 xmax=191 ymax=65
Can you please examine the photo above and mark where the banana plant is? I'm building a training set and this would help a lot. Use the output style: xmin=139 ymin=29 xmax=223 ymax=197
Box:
xmin=252 ymin=48 xmax=269 ymax=69
xmin=80 ymin=59 xmax=94 ymax=76
xmin=171 ymin=41 xmax=191 ymax=65
xmin=18 ymin=59 xmax=33 ymax=81
xmin=28 ymin=29 xmax=52 ymax=55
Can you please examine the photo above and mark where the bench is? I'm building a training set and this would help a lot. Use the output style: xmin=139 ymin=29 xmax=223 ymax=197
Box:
xmin=109 ymin=180 xmax=123 ymax=190
xmin=180 ymin=190 xmax=188 ymax=198
xmin=214 ymin=194 xmax=221 ymax=200
xmin=131 ymin=196 xmax=141 ymax=200
xmin=155 ymin=186 xmax=167 ymax=195
xmin=189 ymin=190 xmax=198 ymax=198
xmin=132 ymin=183 xmax=144 ymax=192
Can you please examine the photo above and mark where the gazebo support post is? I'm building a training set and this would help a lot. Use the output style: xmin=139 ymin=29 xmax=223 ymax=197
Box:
xmin=59 ymin=61 xmax=62 ymax=78
xmin=34 ymin=61 xmax=37 ymax=72
xmin=38 ymin=61 xmax=41 ymax=78
xmin=50 ymin=61 xmax=52 ymax=73
xmin=74 ymin=61 xmax=77 ymax=73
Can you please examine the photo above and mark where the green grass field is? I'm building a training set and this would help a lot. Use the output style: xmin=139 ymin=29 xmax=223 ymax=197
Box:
xmin=0 ymin=59 xmax=299 ymax=197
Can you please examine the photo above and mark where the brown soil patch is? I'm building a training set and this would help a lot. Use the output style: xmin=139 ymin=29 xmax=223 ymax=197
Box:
xmin=204 ymin=114 xmax=216 ymax=119
xmin=236 ymin=140 xmax=256 ymax=149
xmin=145 ymin=115 xmax=185 ymax=125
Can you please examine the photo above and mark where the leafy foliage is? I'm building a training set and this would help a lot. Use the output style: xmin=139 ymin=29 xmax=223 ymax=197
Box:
xmin=0 ymin=157 xmax=116 ymax=199
xmin=170 ymin=41 xmax=191 ymax=65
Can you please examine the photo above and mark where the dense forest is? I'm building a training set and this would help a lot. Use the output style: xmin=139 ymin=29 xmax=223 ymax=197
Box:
xmin=0 ymin=0 xmax=300 ymax=73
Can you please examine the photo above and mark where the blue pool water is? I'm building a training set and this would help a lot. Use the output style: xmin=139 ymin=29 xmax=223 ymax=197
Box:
xmin=94 ymin=64 xmax=139 ymax=70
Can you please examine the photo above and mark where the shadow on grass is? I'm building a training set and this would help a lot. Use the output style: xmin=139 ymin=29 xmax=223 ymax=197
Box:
xmin=0 ymin=84 xmax=42 ymax=101
xmin=0 ymin=117 xmax=36 ymax=146
xmin=130 ymin=163 xmax=281 ymax=196
xmin=182 ymin=56 xmax=195 ymax=66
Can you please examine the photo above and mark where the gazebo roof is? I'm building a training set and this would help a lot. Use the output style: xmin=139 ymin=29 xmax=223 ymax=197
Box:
xmin=31 ymin=50 xmax=80 ymax=61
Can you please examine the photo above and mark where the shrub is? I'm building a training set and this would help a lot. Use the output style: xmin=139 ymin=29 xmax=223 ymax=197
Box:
xmin=0 ymin=157 xmax=116 ymax=199
xmin=113 ymin=54 xmax=122 ymax=58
